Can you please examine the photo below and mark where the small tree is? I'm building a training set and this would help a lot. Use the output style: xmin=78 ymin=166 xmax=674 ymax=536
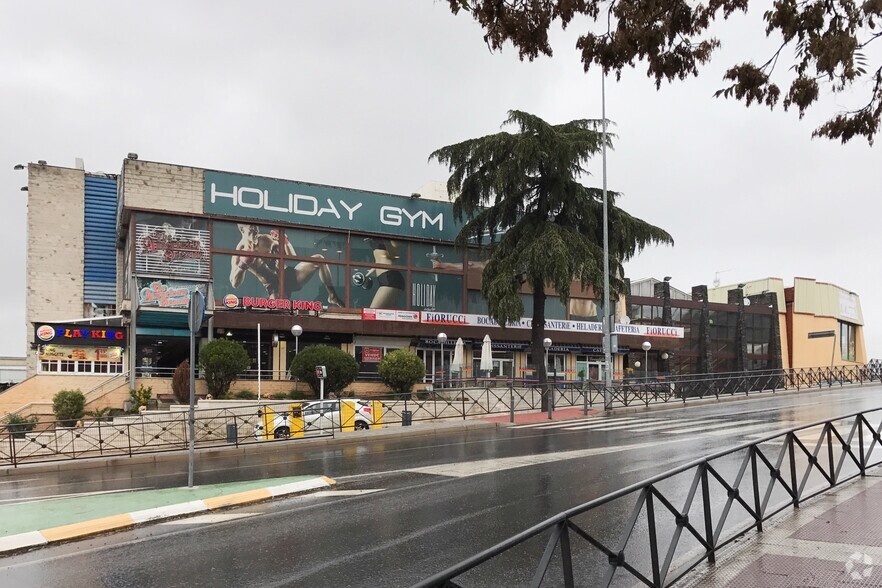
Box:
xmin=128 ymin=385 xmax=153 ymax=413
xmin=171 ymin=360 xmax=190 ymax=404
xmin=52 ymin=389 xmax=85 ymax=426
xmin=378 ymin=350 xmax=426 ymax=398
xmin=199 ymin=339 xmax=250 ymax=398
xmin=290 ymin=345 xmax=358 ymax=397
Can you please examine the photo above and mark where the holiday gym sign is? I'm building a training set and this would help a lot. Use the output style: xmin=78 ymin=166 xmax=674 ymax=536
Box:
xmin=204 ymin=171 xmax=461 ymax=240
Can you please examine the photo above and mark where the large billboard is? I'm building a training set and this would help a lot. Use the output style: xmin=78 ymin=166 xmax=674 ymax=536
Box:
xmin=204 ymin=170 xmax=461 ymax=241
xmin=135 ymin=213 xmax=209 ymax=278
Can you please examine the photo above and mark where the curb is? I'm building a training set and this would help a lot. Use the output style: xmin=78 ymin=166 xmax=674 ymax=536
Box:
xmin=0 ymin=475 xmax=335 ymax=555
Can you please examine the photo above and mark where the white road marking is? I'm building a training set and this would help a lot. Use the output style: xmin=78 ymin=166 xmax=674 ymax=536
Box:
xmin=659 ymin=419 xmax=763 ymax=435
xmin=707 ymin=421 xmax=799 ymax=437
xmin=0 ymin=478 xmax=40 ymax=485
xmin=310 ymin=489 xmax=384 ymax=497
xmin=508 ymin=415 xmax=643 ymax=429
xmin=559 ymin=418 xmax=676 ymax=431
xmin=160 ymin=512 xmax=258 ymax=525
xmin=589 ymin=417 xmax=716 ymax=432
xmin=0 ymin=487 xmax=153 ymax=506
xmin=403 ymin=439 xmax=695 ymax=478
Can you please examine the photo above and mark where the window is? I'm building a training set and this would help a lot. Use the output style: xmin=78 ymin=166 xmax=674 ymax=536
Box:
xmin=410 ymin=272 xmax=463 ymax=312
xmin=840 ymin=322 xmax=856 ymax=361
xmin=284 ymin=228 xmax=346 ymax=261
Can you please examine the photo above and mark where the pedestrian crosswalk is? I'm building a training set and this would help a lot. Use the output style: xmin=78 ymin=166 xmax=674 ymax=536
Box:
xmin=508 ymin=414 xmax=809 ymax=440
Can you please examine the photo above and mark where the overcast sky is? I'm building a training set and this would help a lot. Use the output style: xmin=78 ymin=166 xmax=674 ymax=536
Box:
xmin=1 ymin=1 xmax=878 ymax=359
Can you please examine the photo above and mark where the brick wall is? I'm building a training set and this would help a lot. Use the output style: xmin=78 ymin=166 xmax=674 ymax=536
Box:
xmin=122 ymin=160 xmax=203 ymax=214
xmin=26 ymin=165 xmax=86 ymax=375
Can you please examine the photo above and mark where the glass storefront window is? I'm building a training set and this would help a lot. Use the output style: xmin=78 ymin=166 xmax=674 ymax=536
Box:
xmin=410 ymin=272 xmax=463 ymax=312
xmin=213 ymin=221 xmax=279 ymax=253
xmin=472 ymin=351 xmax=514 ymax=379
xmin=467 ymin=290 xmax=489 ymax=315
xmin=410 ymin=243 xmax=462 ymax=270
xmin=284 ymin=228 xmax=346 ymax=261
xmin=349 ymin=266 xmax=406 ymax=310
xmin=349 ymin=237 xmax=407 ymax=266
xmin=569 ymin=298 xmax=599 ymax=320
xmin=283 ymin=260 xmax=347 ymax=309
xmin=39 ymin=345 xmax=124 ymax=375
xmin=213 ymin=253 xmax=282 ymax=300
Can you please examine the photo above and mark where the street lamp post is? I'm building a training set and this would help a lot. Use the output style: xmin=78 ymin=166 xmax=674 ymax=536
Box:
xmin=642 ymin=341 xmax=652 ymax=381
xmin=543 ymin=337 xmax=553 ymax=419
xmin=291 ymin=325 xmax=302 ymax=386
xmin=437 ymin=332 xmax=447 ymax=389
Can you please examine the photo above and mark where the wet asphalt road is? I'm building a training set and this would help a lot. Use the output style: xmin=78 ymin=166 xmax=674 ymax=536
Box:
xmin=2 ymin=385 xmax=881 ymax=587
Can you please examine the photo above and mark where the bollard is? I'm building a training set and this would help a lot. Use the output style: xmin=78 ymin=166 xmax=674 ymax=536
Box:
xmin=547 ymin=388 xmax=553 ymax=420
xmin=510 ymin=388 xmax=515 ymax=423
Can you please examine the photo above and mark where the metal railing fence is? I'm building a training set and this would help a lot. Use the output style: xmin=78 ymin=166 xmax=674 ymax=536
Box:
xmin=3 ymin=365 xmax=879 ymax=467
xmin=413 ymin=406 xmax=882 ymax=587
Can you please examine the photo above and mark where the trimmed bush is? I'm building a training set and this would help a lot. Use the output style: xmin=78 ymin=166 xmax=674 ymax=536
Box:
xmin=290 ymin=345 xmax=358 ymax=397
xmin=172 ymin=360 xmax=190 ymax=404
xmin=199 ymin=339 xmax=251 ymax=398
xmin=52 ymin=389 xmax=85 ymax=426
xmin=232 ymin=390 xmax=257 ymax=400
xmin=4 ymin=414 xmax=39 ymax=438
xmin=378 ymin=350 xmax=426 ymax=398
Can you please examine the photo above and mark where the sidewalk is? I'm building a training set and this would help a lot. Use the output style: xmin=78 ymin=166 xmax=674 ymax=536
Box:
xmin=482 ymin=406 xmax=600 ymax=424
xmin=680 ymin=470 xmax=882 ymax=587
xmin=0 ymin=474 xmax=334 ymax=555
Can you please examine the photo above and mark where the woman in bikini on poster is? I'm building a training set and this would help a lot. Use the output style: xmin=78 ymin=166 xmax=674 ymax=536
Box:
xmin=358 ymin=238 xmax=405 ymax=308
xmin=229 ymin=224 xmax=343 ymax=307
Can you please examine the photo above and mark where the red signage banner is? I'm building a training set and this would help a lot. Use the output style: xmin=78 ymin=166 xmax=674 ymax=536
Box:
xmin=361 ymin=347 xmax=383 ymax=363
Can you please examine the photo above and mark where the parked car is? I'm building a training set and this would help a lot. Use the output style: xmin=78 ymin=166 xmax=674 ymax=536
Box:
xmin=255 ymin=399 xmax=374 ymax=439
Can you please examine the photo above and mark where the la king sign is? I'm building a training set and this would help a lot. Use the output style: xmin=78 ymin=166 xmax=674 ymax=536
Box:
xmin=204 ymin=171 xmax=460 ymax=240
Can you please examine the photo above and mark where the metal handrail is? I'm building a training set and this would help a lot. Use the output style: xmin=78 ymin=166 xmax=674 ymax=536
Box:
xmin=413 ymin=406 xmax=882 ymax=587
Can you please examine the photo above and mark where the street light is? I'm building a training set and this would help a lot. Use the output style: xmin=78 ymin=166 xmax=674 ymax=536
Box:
xmin=291 ymin=325 xmax=303 ymax=355
xmin=437 ymin=332 xmax=448 ymax=388
xmin=543 ymin=337 xmax=553 ymax=418
xmin=642 ymin=341 xmax=652 ymax=380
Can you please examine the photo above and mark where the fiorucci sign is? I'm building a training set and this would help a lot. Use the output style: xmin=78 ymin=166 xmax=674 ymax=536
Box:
xmin=363 ymin=310 xmax=685 ymax=338
xmin=204 ymin=171 xmax=462 ymax=241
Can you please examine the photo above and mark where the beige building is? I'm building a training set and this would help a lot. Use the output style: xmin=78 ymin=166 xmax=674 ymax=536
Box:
xmin=710 ymin=277 xmax=866 ymax=369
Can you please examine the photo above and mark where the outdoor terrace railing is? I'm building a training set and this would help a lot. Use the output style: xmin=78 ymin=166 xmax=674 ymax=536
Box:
xmin=412 ymin=406 xmax=882 ymax=588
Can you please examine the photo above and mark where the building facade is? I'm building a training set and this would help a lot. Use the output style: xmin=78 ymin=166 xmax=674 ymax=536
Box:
xmin=23 ymin=157 xmax=858 ymax=397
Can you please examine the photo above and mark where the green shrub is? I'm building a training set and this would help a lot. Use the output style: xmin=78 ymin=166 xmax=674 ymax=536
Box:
xmin=232 ymin=389 xmax=257 ymax=400
xmin=4 ymin=414 xmax=39 ymax=437
xmin=378 ymin=350 xmax=426 ymax=397
xmin=199 ymin=339 xmax=251 ymax=398
xmin=267 ymin=393 xmax=289 ymax=400
xmin=86 ymin=407 xmax=112 ymax=421
xmin=172 ymin=360 xmax=190 ymax=404
xmin=288 ymin=389 xmax=311 ymax=400
xmin=129 ymin=385 xmax=153 ymax=413
xmin=52 ymin=389 xmax=86 ymax=426
xmin=290 ymin=345 xmax=358 ymax=397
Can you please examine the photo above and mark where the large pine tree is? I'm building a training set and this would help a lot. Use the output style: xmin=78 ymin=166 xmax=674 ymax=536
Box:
xmin=431 ymin=110 xmax=673 ymax=404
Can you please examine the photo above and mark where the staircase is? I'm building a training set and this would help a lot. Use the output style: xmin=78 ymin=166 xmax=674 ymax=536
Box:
xmin=0 ymin=373 xmax=131 ymax=419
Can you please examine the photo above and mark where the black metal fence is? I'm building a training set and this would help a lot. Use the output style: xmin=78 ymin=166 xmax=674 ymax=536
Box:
xmin=2 ymin=365 xmax=880 ymax=468
xmin=413 ymin=406 xmax=882 ymax=587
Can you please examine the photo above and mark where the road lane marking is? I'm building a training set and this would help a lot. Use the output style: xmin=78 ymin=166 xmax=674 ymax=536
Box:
xmin=160 ymin=513 xmax=258 ymax=525
xmin=508 ymin=416 xmax=644 ymax=429
xmin=707 ymin=421 xmax=799 ymax=437
xmin=588 ymin=417 xmax=717 ymax=432
xmin=310 ymin=489 xmax=384 ymax=497
xmin=402 ymin=439 xmax=695 ymax=478
xmin=659 ymin=419 xmax=763 ymax=435
xmin=0 ymin=487 xmax=153 ymax=506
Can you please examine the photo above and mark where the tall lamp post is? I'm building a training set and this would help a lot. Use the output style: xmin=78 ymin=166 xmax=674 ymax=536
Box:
xmin=642 ymin=341 xmax=652 ymax=380
xmin=291 ymin=325 xmax=302 ymax=386
xmin=437 ymin=332 xmax=447 ymax=388
xmin=543 ymin=337 xmax=553 ymax=419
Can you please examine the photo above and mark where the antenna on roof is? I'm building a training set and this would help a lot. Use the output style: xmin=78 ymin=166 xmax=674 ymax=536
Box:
xmin=713 ymin=269 xmax=731 ymax=288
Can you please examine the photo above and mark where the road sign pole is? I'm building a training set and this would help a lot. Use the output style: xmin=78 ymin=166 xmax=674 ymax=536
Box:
xmin=187 ymin=291 xmax=205 ymax=489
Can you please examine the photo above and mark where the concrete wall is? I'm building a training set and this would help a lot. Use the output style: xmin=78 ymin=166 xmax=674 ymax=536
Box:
xmin=26 ymin=164 xmax=86 ymax=376
xmin=121 ymin=160 xmax=203 ymax=215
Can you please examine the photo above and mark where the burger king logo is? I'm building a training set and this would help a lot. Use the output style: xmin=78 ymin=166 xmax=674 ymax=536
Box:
xmin=223 ymin=294 xmax=239 ymax=309
xmin=37 ymin=325 xmax=56 ymax=342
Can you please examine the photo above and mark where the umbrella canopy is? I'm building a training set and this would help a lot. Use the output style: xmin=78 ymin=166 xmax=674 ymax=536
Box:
xmin=480 ymin=335 xmax=493 ymax=374
xmin=451 ymin=338 xmax=465 ymax=375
